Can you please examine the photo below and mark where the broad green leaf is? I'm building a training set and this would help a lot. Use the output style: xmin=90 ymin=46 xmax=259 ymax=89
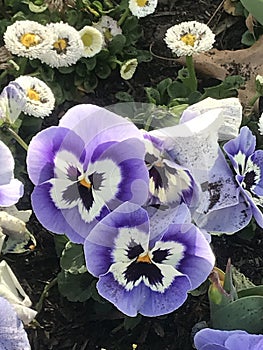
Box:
xmin=211 ymin=295 xmax=263 ymax=333
xmin=57 ymin=270 xmax=93 ymax=302
xmin=108 ymin=34 xmax=126 ymax=55
xmin=238 ymin=285 xmax=263 ymax=298
xmin=240 ymin=0 xmax=263 ymax=25
xmin=145 ymin=87 xmax=160 ymax=105
xmin=60 ymin=241 xmax=87 ymax=274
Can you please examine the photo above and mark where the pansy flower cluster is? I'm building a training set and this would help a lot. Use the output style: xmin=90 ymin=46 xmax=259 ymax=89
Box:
xmin=24 ymin=100 xmax=263 ymax=317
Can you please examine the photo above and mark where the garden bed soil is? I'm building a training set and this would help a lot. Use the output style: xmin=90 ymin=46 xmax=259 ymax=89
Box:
xmin=4 ymin=1 xmax=263 ymax=349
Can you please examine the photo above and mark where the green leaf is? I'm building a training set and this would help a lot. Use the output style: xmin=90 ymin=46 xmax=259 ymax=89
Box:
xmin=108 ymin=34 xmax=126 ymax=55
xmin=57 ymin=270 xmax=93 ymax=302
xmin=60 ymin=241 xmax=87 ymax=274
xmin=240 ymin=0 xmax=263 ymax=25
xmin=95 ymin=63 xmax=111 ymax=79
xmin=123 ymin=315 xmax=142 ymax=330
xmin=202 ymin=75 xmax=245 ymax=99
xmin=167 ymin=81 xmax=190 ymax=99
xmin=82 ymin=57 xmax=97 ymax=71
xmin=28 ymin=1 xmax=47 ymax=12
xmin=238 ymin=285 xmax=263 ymax=298
xmin=136 ymin=50 xmax=152 ymax=63
xmin=241 ymin=30 xmax=256 ymax=47
xmin=115 ymin=91 xmax=134 ymax=102
xmin=58 ymin=66 xmax=76 ymax=74
xmin=145 ymin=87 xmax=161 ymax=105
xmin=211 ymin=295 xmax=263 ymax=333
xmin=54 ymin=235 xmax=69 ymax=257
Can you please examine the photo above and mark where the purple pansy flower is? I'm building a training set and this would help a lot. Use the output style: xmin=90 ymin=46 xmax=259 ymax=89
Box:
xmin=143 ymin=132 xmax=198 ymax=208
xmin=223 ymin=126 xmax=263 ymax=228
xmin=0 ymin=81 xmax=26 ymax=124
xmin=0 ymin=296 xmax=31 ymax=350
xmin=84 ymin=202 xmax=215 ymax=317
xmin=0 ymin=140 xmax=24 ymax=207
xmin=194 ymin=328 xmax=263 ymax=350
xmin=26 ymin=104 xmax=149 ymax=243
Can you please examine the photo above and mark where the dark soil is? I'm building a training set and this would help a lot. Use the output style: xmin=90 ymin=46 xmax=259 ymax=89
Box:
xmin=4 ymin=1 xmax=263 ymax=349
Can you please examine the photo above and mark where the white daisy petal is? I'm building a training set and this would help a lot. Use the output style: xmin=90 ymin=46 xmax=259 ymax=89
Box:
xmin=79 ymin=26 xmax=103 ymax=58
xmin=129 ymin=0 xmax=158 ymax=18
xmin=258 ymin=113 xmax=263 ymax=135
xmin=164 ymin=21 xmax=215 ymax=57
xmin=4 ymin=20 xmax=52 ymax=59
xmin=40 ymin=22 xmax=84 ymax=68
xmin=14 ymin=76 xmax=55 ymax=118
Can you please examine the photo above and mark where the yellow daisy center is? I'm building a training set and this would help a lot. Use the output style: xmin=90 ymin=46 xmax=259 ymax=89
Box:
xmin=81 ymin=33 xmax=93 ymax=47
xmin=20 ymin=33 xmax=40 ymax=48
xmin=27 ymin=89 xmax=40 ymax=101
xmin=79 ymin=178 xmax=92 ymax=189
xmin=136 ymin=0 xmax=148 ymax=7
xmin=53 ymin=38 xmax=68 ymax=53
xmin=137 ymin=253 xmax=151 ymax=264
xmin=180 ymin=33 xmax=196 ymax=46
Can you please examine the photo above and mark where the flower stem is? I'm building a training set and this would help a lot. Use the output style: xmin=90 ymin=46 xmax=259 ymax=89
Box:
xmin=118 ymin=7 xmax=129 ymax=26
xmin=185 ymin=55 xmax=197 ymax=92
xmin=35 ymin=277 xmax=58 ymax=313
xmin=249 ymin=93 xmax=260 ymax=107
xmin=6 ymin=127 xmax=28 ymax=151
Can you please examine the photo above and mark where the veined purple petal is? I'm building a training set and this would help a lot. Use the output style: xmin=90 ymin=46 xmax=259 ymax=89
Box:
xmin=247 ymin=151 xmax=263 ymax=197
xmin=0 ymin=297 xmax=31 ymax=350
xmin=224 ymin=126 xmax=256 ymax=174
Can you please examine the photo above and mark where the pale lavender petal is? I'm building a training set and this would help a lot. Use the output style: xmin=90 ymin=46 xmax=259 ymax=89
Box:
xmin=0 ymin=179 xmax=24 ymax=207
xmin=0 ymin=82 xmax=26 ymax=123
xmin=194 ymin=329 xmax=247 ymax=349
xmin=0 ymin=140 xmax=15 ymax=185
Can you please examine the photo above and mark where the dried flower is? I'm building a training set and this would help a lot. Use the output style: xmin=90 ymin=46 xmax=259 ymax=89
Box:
xmin=45 ymin=0 xmax=76 ymax=12
xmin=164 ymin=21 xmax=215 ymax=57
xmin=93 ymin=16 xmax=122 ymax=46
xmin=120 ymin=58 xmax=138 ymax=80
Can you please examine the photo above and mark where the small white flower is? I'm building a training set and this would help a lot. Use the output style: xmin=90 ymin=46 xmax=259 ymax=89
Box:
xmin=93 ymin=16 xmax=122 ymax=46
xmin=15 ymin=76 xmax=55 ymax=118
xmin=79 ymin=26 xmax=103 ymax=58
xmin=259 ymin=113 xmax=263 ymax=135
xmin=164 ymin=21 xmax=215 ymax=57
xmin=129 ymin=0 xmax=158 ymax=18
xmin=120 ymin=58 xmax=138 ymax=80
xmin=4 ymin=20 xmax=52 ymax=59
xmin=39 ymin=22 xmax=84 ymax=68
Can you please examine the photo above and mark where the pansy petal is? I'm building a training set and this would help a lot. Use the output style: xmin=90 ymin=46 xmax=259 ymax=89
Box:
xmin=249 ymin=150 xmax=263 ymax=197
xmin=0 ymin=141 xmax=15 ymax=185
xmin=224 ymin=126 xmax=256 ymax=174
xmin=0 ymin=82 xmax=26 ymax=123
xmin=0 ymin=179 xmax=24 ymax=207
xmin=97 ymin=272 xmax=150 ymax=317
xmin=194 ymin=329 xmax=247 ymax=349
xmin=0 ymin=297 xmax=31 ymax=350
xmin=27 ymin=126 xmax=85 ymax=185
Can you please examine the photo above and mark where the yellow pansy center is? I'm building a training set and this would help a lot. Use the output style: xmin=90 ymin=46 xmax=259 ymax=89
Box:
xmin=79 ymin=178 xmax=92 ymax=189
xmin=81 ymin=33 xmax=93 ymax=47
xmin=180 ymin=33 xmax=196 ymax=46
xmin=27 ymin=89 xmax=40 ymax=101
xmin=136 ymin=0 xmax=148 ymax=7
xmin=137 ymin=253 xmax=151 ymax=264
xmin=53 ymin=38 xmax=68 ymax=53
xmin=20 ymin=33 xmax=40 ymax=48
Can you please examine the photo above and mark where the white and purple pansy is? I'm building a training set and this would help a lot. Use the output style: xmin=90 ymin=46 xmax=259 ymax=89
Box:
xmin=26 ymin=104 xmax=149 ymax=243
xmin=143 ymin=132 xmax=198 ymax=207
xmin=0 ymin=140 xmax=24 ymax=207
xmin=224 ymin=126 xmax=263 ymax=228
xmin=194 ymin=328 xmax=263 ymax=350
xmin=0 ymin=296 xmax=31 ymax=350
xmin=84 ymin=202 xmax=215 ymax=317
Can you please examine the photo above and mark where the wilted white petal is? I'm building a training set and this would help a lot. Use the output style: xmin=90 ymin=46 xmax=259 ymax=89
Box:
xmin=120 ymin=59 xmax=138 ymax=80
xmin=259 ymin=113 xmax=263 ymax=135
xmin=129 ymin=0 xmax=158 ymax=17
xmin=0 ymin=261 xmax=37 ymax=324
xmin=180 ymin=97 xmax=242 ymax=140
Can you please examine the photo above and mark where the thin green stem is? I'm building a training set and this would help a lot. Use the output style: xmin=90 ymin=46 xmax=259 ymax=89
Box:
xmin=35 ymin=277 xmax=58 ymax=313
xmin=118 ymin=7 xmax=129 ymax=26
xmin=6 ymin=127 xmax=28 ymax=151
xmin=185 ymin=55 xmax=197 ymax=92
xmin=249 ymin=92 xmax=260 ymax=107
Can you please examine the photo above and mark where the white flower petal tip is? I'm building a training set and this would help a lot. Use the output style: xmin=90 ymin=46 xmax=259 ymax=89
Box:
xmin=129 ymin=0 xmax=158 ymax=18
xmin=258 ymin=113 xmax=263 ymax=135
xmin=15 ymin=76 xmax=55 ymax=118
xmin=180 ymin=97 xmax=242 ymax=140
xmin=164 ymin=21 xmax=215 ymax=57
xmin=120 ymin=59 xmax=138 ymax=80
xmin=4 ymin=20 xmax=52 ymax=59
xmin=0 ymin=261 xmax=37 ymax=324
xmin=39 ymin=22 xmax=84 ymax=68
xmin=79 ymin=26 xmax=103 ymax=58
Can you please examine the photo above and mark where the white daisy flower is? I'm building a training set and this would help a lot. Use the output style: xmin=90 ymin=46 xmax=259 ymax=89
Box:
xmin=79 ymin=26 xmax=103 ymax=58
xmin=129 ymin=0 xmax=158 ymax=18
xmin=120 ymin=58 xmax=138 ymax=80
xmin=164 ymin=21 xmax=215 ymax=57
xmin=3 ymin=20 xmax=52 ymax=60
xmin=93 ymin=16 xmax=122 ymax=46
xmin=39 ymin=22 xmax=84 ymax=68
xmin=15 ymin=76 xmax=55 ymax=118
